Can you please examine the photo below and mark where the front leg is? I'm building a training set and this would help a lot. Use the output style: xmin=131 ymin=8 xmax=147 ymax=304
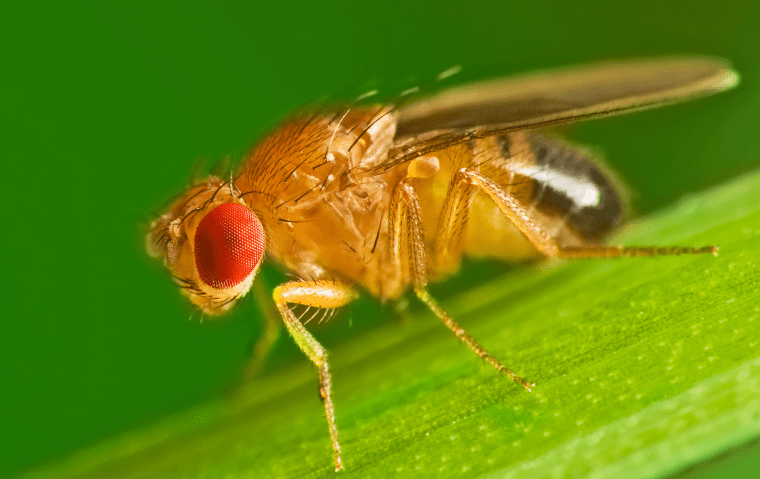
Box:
xmin=273 ymin=280 xmax=357 ymax=471
xmin=241 ymin=275 xmax=282 ymax=380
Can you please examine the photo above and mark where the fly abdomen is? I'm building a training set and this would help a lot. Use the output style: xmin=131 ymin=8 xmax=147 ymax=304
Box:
xmin=517 ymin=133 xmax=624 ymax=242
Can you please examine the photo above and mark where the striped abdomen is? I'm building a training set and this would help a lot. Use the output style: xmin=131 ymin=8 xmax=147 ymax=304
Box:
xmin=508 ymin=131 xmax=624 ymax=242
xmin=417 ymin=130 xmax=625 ymax=266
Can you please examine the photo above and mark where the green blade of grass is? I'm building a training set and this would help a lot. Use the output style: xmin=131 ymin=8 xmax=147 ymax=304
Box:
xmin=19 ymin=170 xmax=760 ymax=478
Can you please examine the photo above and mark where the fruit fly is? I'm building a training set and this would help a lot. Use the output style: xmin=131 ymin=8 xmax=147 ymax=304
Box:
xmin=146 ymin=57 xmax=738 ymax=471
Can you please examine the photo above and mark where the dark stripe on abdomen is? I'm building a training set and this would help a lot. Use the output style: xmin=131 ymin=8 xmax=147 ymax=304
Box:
xmin=527 ymin=133 xmax=623 ymax=241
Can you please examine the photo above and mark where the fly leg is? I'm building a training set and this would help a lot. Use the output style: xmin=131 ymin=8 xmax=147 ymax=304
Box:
xmin=241 ymin=276 xmax=282 ymax=380
xmin=273 ymin=280 xmax=357 ymax=472
xmin=443 ymin=168 xmax=717 ymax=259
xmin=389 ymin=179 xmax=534 ymax=390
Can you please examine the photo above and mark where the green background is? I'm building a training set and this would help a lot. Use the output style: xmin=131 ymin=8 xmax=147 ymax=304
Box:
xmin=2 ymin=0 xmax=759 ymax=477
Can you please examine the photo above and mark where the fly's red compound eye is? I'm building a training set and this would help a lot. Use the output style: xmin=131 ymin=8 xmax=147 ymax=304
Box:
xmin=194 ymin=203 xmax=265 ymax=289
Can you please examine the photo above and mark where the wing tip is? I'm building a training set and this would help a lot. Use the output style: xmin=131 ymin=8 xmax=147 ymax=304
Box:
xmin=713 ymin=67 xmax=741 ymax=92
xmin=673 ymin=55 xmax=740 ymax=92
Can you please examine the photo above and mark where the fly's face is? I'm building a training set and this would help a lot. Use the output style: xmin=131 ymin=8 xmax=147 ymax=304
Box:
xmin=147 ymin=178 xmax=266 ymax=315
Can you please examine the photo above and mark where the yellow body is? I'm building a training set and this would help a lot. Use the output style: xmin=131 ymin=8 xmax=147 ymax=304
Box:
xmin=146 ymin=57 xmax=736 ymax=471
xmin=234 ymin=110 xmax=601 ymax=299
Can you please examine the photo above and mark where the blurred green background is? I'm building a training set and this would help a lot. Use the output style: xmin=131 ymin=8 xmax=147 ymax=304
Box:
xmin=1 ymin=0 xmax=758 ymax=477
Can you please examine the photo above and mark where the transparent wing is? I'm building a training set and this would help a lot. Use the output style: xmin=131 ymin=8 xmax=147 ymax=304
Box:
xmin=382 ymin=57 xmax=738 ymax=171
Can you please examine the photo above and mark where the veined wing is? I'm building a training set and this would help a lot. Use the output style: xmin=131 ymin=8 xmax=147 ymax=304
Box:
xmin=381 ymin=57 xmax=738 ymax=171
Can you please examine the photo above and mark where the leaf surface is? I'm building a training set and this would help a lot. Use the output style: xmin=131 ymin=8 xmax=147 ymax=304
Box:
xmin=20 ymin=170 xmax=760 ymax=479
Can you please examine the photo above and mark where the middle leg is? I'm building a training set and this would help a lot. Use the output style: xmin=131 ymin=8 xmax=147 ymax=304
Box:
xmin=388 ymin=179 xmax=534 ymax=390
